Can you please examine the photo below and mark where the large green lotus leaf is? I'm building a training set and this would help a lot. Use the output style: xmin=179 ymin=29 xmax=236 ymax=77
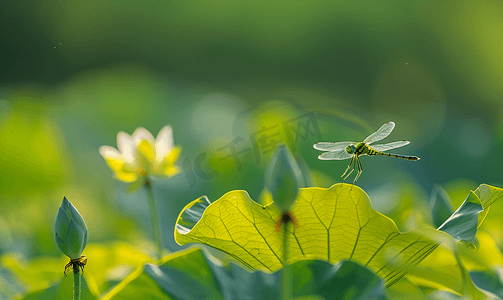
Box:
xmin=385 ymin=277 xmax=426 ymax=300
xmin=175 ymin=183 xmax=445 ymax=287
xmin=105 ymin=247 xmax=386 ymax=300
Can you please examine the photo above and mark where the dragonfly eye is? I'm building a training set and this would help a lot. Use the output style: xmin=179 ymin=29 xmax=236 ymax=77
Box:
xmin=346 ymin=144 xmax=356 ymax=154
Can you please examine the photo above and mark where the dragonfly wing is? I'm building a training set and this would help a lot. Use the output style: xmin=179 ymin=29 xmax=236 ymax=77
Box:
xmin=363 ymin=121 xmax=395 ymax=144
xmin=370 ymin=140 xmax=410 ymax=152
xmin=318 ymin=149 xmax=353 ymax=160
xmin=313 ymin=141 xmax=356 ymax=151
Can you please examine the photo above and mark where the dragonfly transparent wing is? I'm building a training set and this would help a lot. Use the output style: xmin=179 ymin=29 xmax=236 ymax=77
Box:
xmin=370 ymin=140 xmax=410 ymax=152
xmin=363 ymin=121 xmax=395 ymax=144
xmin=313 ymin=141 xmax=356 ymax=151
xmin=318 ymin=149 xmax=353 ymax=160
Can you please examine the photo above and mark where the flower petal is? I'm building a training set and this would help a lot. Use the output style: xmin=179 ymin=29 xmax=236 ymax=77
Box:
xmin=82 ymin=227 xmax=88 ymax=251
xmin=164 ymin=146 xmax=181 ymax=165
xmin=132 ymin=127 xmax=155 ymax=145
xmin=55 ymin=232 xmax=69 ymax=257
xmin=136 ymin=139 xmax=155 ymax=164
xmin=99 ymin=146 xmax=121 ymax=160
xmin=115 ymin=171 xmax=138 ymax=182
xmin=100 ymin=146 xmax=130 ymax=175
xmin=117 ymin=131 xmax=134 ymax=163
xmin=67 ymin=200 xmax=88 ymax=236
xmin=158 ymin=146 xmax=181 ymax=177
xmin=65 ymin=220 xmax=85 ymax=259
xmin=155 ymin=125 xmax=174 ymax=162
xmin=132 ymin=140 xmax=153 ymax=176
xmin=103 ymin=157 xmax=125 ymax=174
xmin=55 ymin=207 xmax=70 ymax=240
xmin=164 ymin=165 xmax=180 ymax=177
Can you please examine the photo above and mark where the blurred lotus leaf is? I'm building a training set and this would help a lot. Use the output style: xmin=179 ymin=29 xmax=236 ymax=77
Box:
xmin=9 ymin=242 xmax=153 ymax=299
xmin=104 ymin=247 xmax=387 ymax=300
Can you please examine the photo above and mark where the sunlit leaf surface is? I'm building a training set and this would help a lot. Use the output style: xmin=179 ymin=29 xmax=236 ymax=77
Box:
xmin=105 ymin=247 xmax=386 ymax=300
xmin=385 ymin=277 xmax=426 ymax=300
xmin=175 ymin=183 xmax=444 ymax=286
xmin=474 ymin=184 xmax=503 ymax=227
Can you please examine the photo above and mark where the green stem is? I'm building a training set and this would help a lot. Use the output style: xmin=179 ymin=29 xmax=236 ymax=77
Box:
xmin=145 ymin=179 xmax=163 ymax=260
xmin=453 ymin=248 xmax=468 ymax=296
xmin=73 ymin=264 xmax=81 ymax=300
xmin=281 ymin=222 xmax=292 ymax=300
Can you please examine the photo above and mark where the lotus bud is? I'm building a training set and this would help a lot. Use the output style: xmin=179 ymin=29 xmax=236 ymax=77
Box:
xmin=54 ymin=197 xmax=88 ymax=260
xmin=265 ymin=144 xmax=304 ymax=211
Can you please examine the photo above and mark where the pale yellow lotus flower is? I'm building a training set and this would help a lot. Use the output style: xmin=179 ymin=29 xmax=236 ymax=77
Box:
xmin=99 ymin=126 xmax=181 ymax=184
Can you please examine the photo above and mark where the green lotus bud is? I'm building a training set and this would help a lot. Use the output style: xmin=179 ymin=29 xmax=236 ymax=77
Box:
xmin=265 ymin=144 xmax=304 ymax=211
xmin=54 ymin=197 xmax=88 ymax=260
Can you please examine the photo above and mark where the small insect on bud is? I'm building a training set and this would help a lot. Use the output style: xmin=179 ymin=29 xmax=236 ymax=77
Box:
xmin=64 ymin=255 xmax=87 ymax=277
xmin=55 ymin=196 xmax=88 ymax=274
xmin=265 ymin=145 xmax=304 ymax=211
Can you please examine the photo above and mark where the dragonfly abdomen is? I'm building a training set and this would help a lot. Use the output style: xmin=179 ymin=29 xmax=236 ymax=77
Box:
xmin=374 ymin=151 xmax=420 ymax=161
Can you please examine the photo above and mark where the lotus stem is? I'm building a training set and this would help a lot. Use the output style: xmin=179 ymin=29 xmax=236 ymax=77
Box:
xmin=145 ymin=179 xmax=163 ymax=260
xmin=73 ymin=264 xmax=81 ymax=300
xmin=281 ymin=222 xmax=293 ymax=300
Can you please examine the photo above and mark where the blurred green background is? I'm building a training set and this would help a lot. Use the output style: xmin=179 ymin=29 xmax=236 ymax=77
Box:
xmin=1 ymin=0 xmax=503 ymax=298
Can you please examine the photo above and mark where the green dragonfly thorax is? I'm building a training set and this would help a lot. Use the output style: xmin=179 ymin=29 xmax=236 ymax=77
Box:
xmin=346 ymin=142 xmax=370 ymax=155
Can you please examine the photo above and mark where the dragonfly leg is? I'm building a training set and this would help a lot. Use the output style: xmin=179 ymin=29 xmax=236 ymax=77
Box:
xmin=343 ymin=156 xmax=356 ymax=181
xmin=353 ymin=155 xmax=363 ymax=183
xmin=344 ymin=166 xmax=355 ymax=181
xmin=341 ymin=156 xmax=355 ymax=178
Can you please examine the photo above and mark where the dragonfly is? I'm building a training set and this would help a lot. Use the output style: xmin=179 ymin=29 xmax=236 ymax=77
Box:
xmin=313 ymin=121 xmax=420 ymax=183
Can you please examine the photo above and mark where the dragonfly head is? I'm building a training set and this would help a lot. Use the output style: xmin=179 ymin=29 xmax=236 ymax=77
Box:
xmin=346 ymin=144 xmax=356 ymax=154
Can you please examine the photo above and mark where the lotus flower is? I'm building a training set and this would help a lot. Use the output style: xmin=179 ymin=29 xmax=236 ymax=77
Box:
xmin=99 ymin=125 xmax=181 ymax=191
